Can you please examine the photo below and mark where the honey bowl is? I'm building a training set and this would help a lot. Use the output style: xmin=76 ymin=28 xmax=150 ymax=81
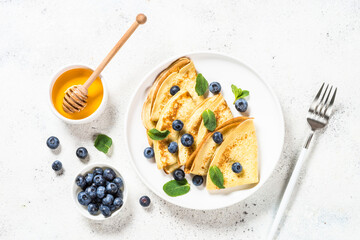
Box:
xmin=49 ymin=64 xmax=108 ymax=124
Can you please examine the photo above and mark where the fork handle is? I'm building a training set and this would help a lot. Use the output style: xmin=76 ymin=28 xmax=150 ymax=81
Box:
xmin=266 ymin=132 xmax=314 ymax=240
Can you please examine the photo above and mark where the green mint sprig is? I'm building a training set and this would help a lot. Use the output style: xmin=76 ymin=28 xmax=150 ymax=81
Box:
xmin=94 ymin=134 xmax=112 ymax=154
xmin=195 ymin=73 xmax=208 ymax=96
xmin=147 ymin=128 xmax=170 ymax=140
xmin=231 ymin=84 xmax=249 ymax=104
xmin=202 ymin=109 xmax=216 ymax=132
xmin=163 ymin=179 xmax=190 ymax=197
xmin=209 ymin=165 xmax=225 ymax=189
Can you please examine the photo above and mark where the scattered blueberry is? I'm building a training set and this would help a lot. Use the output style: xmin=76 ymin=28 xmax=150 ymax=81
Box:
xmin=96 ymin=186 xmax=106 ymax=199
xmin=85 ymin=185 xmax=97 ymax=199
xmin=46 ymin=136 xmax=59 ymax=149
xmin=106 ymin=182 xmax=118 ymax=195
xmin=93 ymin=167 xmax=103 ymax=176
xmin=144 ymin=147 xmax=154 ymax=158
xmin=235 ymin=98 xmax=248 ymax=112
xmin=99 ymin=204 xmax=111 ymax=217
xmin=78 ymin=192 xmax=91 ymax=206
xmin=209 ymin=82 xmax=221 ymax=94
xmin=192 ymin=175 xmax=204 ymax=186
xmin=87 ymin=203 xmax=99 ymax=215
xmin=168 ymin=142 xmax=178 ymax=153
xmin=173 ymin=169 xmax=185 ymax=181
xmin=172 ymin=120 xmax=184 ymax=131
xmin=212 ymin=132 xmax=223 ymax=144
xmin=103 ymin=168 xmax=116 ymax=181
xmin=75 ymin=175 xmax=87 ymax=189
xmin=170 ymin=85 xmax=180 ymax=96
xmin=232 ymin=162 xmax=243 ymax=173
xmin=76 ymin=147 xmax=88 ymax=159
xmin=113 ymin=177 xmax=124 ymax=189
xmin=52 ymin=160 xmax=62 ymax=171
xmin=139 ymin=196 xmax=151 ymax=207
xmin=84 ymin=173 xmax=94 ymax=185
xmin=102 ymin=194 xmax=114 ymax=206
xmin=113 ymin=198 xmax=123 ymax=209
xmin=181 ymin=134 xmax=194 ymax=147
xmin=93 ymin=175 xmax=106 ymax=186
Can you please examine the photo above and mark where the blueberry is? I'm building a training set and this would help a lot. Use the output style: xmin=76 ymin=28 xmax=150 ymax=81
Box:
xmin=144 ymin=147 xmax=154 ymax=158
xmin=93 ymin=175 xmax=106 ymax=186
xmin=93 ymin=167 xmax=103 ymax=176
xmin=77 ymin=191 xmax=91 ymax=206
xmin=170 ymin=86 xmax=180 ymax=96
xmin=106 ymin=182 xmax=118 ymax=194
xmin=99 ymin=204 xmax=111 ymax=217
xmin=168 ymin=142 xmax=178 ymax=153
xmin=212 ymin=132 xmax=223 ymax=144
xmin=87 ymin=203 xmax=99 ymax=215
xmin=209 ymin=82 xmax=221 ymax=94
xmin=173 ymin=169 xmax=185 ymax=181
xmin=102 ymin=194 xmax=114 ymax=206
xmin=181 ymin=134 xmax=194 ymax=147
xmin=96 ymin=186 xmax=106 ymax=199
xmin=115 ymin=190 xmax=123 ymax=199
xmin=192 ymin=175 xmax=204 ymax=186
xmin=46 ymin=136 xmax=59 ymax=149
xmin=113 ymin=197 xmax=123 ymax=209
xmin=172 ymin=120 xmax=184 ymax=131
xmin=75 ymin=175 xmax=87 ymax=189
xmin=232 ymin=162 xmax=243 ymax=173
xmin=84 ymin=173 xmax=94 ymax=186
xmin=52 ymin=160 xmax=62 ymax=171
xmin=103 ymin=168 xmax=116 ymax=181
xmin=139 ymin=196 xmax=151 ymax=207
xmin=235 ymin=99 xmax=248 ymax=112
xmin=76 ymin=147 xmax=88 ymax=159
xmin=109 ymin=205 xmax=117 ymax=212
xmin=113 ymin=177 xmax=124 ymax=189
xmin=85 ymin=185 xmax=97 ymax=199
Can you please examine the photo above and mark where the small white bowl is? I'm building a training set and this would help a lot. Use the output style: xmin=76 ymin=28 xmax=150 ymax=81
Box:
xmin=72 ymin=163 xmax=128 ymax=220
xmin=49 ymin=64 xmax=108 ymax=124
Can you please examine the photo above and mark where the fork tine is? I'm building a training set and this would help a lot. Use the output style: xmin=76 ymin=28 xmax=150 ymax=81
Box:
xmin=320 ymin=84 xmax=329 ymax=104
xmin=313 ymin=83 xmax=324 ymax=103
xmin=328 ymin=87 xmax=337 ymax=107
xmin=324 ymin=86 xmax=333 ymax=105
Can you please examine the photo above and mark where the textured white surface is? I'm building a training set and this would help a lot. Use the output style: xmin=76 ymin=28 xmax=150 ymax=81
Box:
xmin=0 ymin=0 xmax=359 ymax=239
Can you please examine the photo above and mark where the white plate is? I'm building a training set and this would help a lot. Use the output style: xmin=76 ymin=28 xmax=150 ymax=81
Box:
xmin=125 ymin=52 xmax=284 ymax=210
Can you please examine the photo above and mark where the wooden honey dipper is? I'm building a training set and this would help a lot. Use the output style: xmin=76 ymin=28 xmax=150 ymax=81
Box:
xmin=62 ymin=14 xmax=147 ymax=113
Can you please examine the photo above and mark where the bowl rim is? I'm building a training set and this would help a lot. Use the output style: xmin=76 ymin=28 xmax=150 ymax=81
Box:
xmin=72 ymin=162 xmax=128 ymax=221
xmin=48 ymin=64 xmax=108 ymax=124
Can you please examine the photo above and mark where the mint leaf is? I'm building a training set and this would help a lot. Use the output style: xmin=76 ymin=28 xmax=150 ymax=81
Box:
xmin=94 ymin=134 xmax=112 ymax=154
xmin=240 ymin=90 xmax=249 ymax=98
xmin=195 ymin=73 xmax=208 ymax=96
xmin=202 ymin=109 xmax=216 ymax=131
xmin=232 ymin=84 xmax=249 ymax=103
xmin=209 ymin=166 xmax=225 ymax=189
xmin=163 ymin=179 xmax=190 ymax=197
xmin=147 ymin=128 xmax=170 ymax=140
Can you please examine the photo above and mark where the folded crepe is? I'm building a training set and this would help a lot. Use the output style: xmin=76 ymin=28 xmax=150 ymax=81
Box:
xmin=206 ymin=120 xmax=259 ymax=190
xmin=142 ymin=57 xmax=190 ymax=130
xmin=153 ymin=90 xmax=196 ymax=171
xmin=151 ymin=61 xmax=204 ymax=122
xmin=178 ymin=94 xmax=232 ymax=166
xmin=185 ymin=117 xmax=250 ymax=174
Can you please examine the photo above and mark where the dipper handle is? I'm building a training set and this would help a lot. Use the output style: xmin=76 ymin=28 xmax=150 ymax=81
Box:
xmin=83 ymin=14 xmax=147 ymax=89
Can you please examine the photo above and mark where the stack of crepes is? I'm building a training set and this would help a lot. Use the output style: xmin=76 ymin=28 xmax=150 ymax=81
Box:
xmin=142 ymin=57 xmax=259 ymax=190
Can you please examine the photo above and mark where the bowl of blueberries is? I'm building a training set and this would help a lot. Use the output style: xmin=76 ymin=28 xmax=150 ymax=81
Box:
xmin=73 ymin=163 xmax=127 ymax=220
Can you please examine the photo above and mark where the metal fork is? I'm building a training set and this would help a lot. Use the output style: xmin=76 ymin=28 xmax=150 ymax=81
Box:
xmin=267 ymin=83 xmax=337 ymax=240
